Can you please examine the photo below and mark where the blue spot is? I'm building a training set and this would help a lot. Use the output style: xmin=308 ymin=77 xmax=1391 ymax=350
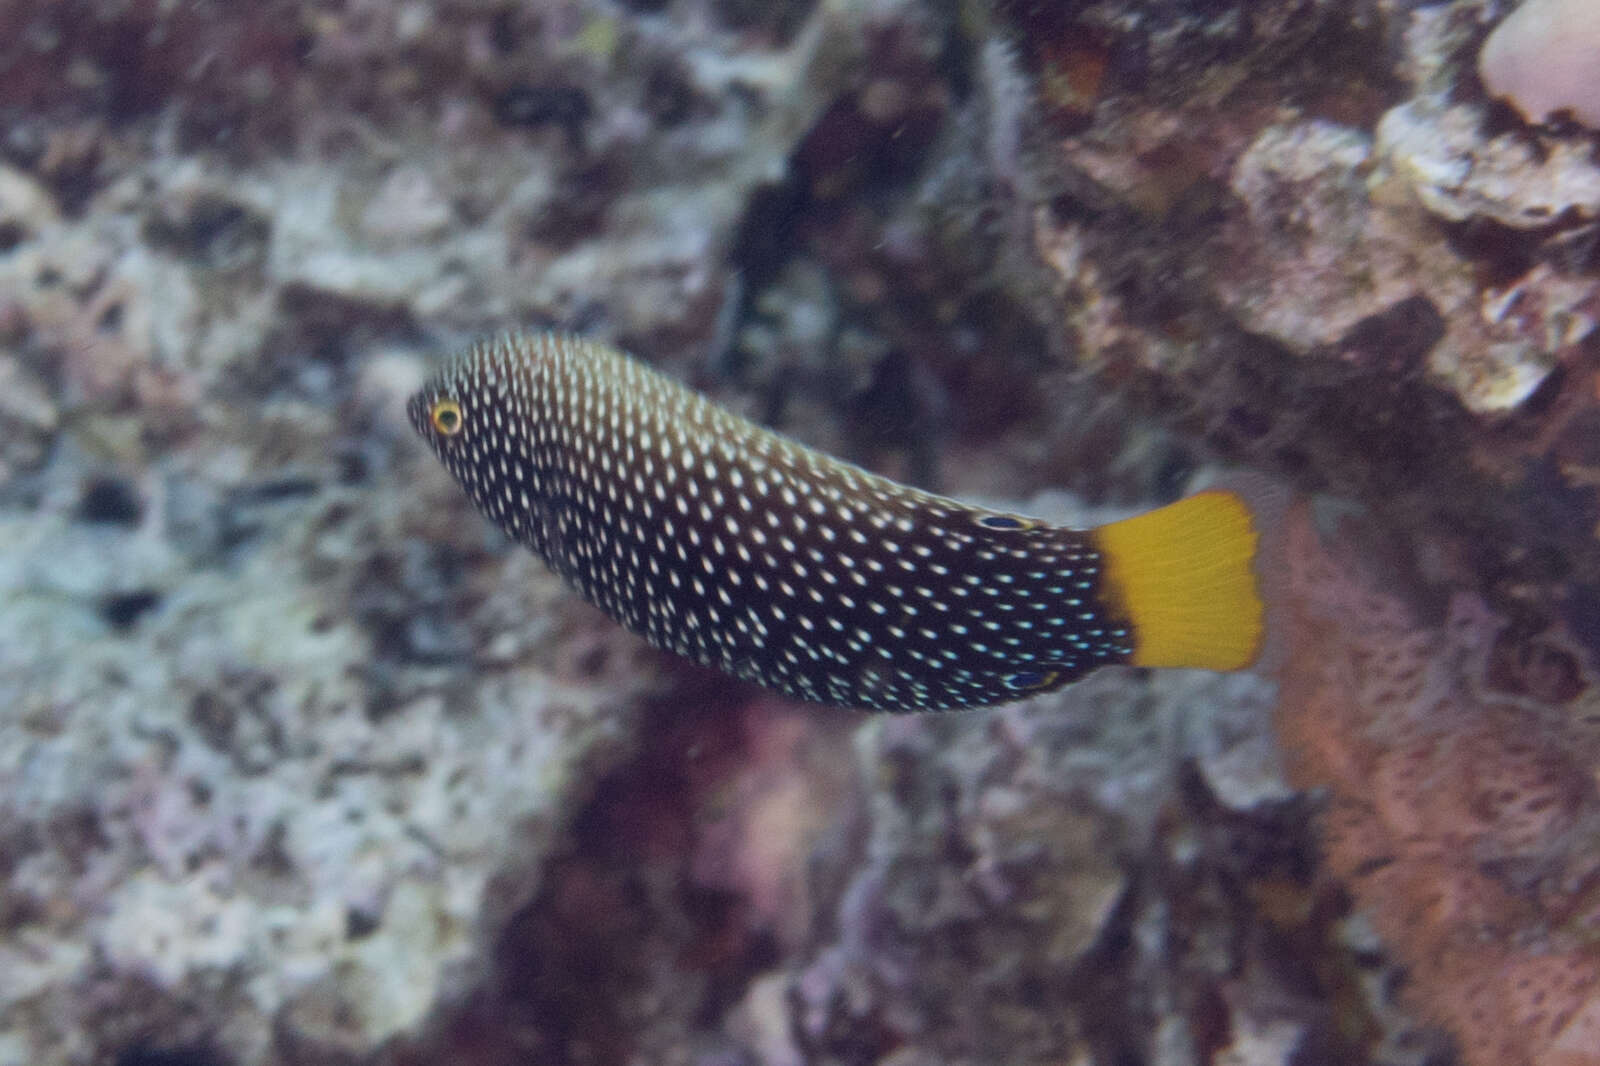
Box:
xmin=977 ymin=514 xmax=1032 ymax=531
xmin=1004 ymin=670 xmax=1058 ymax=690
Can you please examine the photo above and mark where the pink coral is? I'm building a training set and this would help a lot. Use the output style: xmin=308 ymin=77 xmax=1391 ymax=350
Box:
xmin=1275 ymin=505 xmax=1600 ymax=1066
xmin=1479 ymin=0 xmax=1600 ymax=129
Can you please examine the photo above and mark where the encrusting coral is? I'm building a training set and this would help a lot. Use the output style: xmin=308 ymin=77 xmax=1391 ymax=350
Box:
xmin=1274 ymin=504 xmax=1600 ymax=1066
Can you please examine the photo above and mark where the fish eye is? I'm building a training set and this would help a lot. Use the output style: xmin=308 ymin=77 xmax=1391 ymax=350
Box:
xmin=430 ymin=398 xmax=464 ymax=436
xmin=976 ymin=514 xmax=1036 ymax=531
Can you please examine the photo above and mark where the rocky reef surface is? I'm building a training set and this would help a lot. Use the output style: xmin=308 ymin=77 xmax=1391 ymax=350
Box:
xmin=1 ymin=1 xmax=1596 ymax=1064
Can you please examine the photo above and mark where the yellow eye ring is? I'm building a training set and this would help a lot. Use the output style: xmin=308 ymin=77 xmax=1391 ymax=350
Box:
xmin=430 ymin=398 xmax=464 ymax=436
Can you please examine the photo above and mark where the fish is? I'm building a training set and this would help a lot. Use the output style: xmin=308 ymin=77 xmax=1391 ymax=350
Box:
xmin=408 ymin=332 xmax=1266 ymax=711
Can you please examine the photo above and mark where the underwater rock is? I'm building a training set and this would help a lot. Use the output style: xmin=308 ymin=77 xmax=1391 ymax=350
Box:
xmin=1003 ymin=0 xmax=1600 ymax=597
xmin=0 ymin=353 xmax=59 ymax=482
xmin=1376 ymin=95 xmax=1600 ymax=230
xmin=1210 ymin=111 xmax=1592 ymax=414
xmin=0 ymin=0 xmax=1011 ymax=1062
xmin=1221 ymin=119 xmax=1417 ymax=352
xmin=0 ymin=164 xmax=60 ymax=244
xmin=0 ymin=470 xmax=657 ymax=1062
xmin=789 ymin=656 xmax=1386 ymax=1066
xmin=969 ymin=7 xmax=1600 ymax=1053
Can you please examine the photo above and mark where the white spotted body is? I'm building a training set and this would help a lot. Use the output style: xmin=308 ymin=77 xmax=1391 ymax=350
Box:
xmin=409 ymin=332 xmax=1136 ymax=711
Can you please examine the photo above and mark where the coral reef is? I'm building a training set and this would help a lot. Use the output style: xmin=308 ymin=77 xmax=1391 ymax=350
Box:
xmin=787 ymin=665 xmax=1352 ymax=1066
xmin=3 ymin=0 xmax=1597 ymax=1063
xmin=1276 ymin=505 xmax=1600 ymax=1066
xmin=0 ymin=331 xmax=662 ymax=1061
xmin=0 ymin=0 xmax=889 ymax=1059
xmin=974 ymin=6 xmax=1600 ymax=1058
xmin=393 ymin=549 xmax=1392 ymax=1065
xmin=992 ymin=0 xmax=1600 ymax=613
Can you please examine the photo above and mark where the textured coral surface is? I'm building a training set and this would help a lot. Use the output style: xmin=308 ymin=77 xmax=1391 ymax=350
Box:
xmin=1006 ymin=0 xmax=1600 ymax=608
xmin=1276 ymin=507 xmax=1600 ymax=1066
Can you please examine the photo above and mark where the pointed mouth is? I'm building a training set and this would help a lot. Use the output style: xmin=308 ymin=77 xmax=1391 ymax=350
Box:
xmin=405 ymin=390 xmax=432 ymax=439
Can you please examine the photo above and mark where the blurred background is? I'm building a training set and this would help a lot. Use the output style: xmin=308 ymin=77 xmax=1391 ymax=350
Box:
xmin=1 ymin=1 xmax=1598 ymax=1063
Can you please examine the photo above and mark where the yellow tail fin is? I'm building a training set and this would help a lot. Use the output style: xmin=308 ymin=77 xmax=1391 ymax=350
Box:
xmin=1093 ymin=489 xmax=1266 ymax=671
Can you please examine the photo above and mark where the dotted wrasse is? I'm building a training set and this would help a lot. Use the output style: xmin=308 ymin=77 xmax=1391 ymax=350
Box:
xmin=408 ymin=332 xmax=1267 ymax=711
